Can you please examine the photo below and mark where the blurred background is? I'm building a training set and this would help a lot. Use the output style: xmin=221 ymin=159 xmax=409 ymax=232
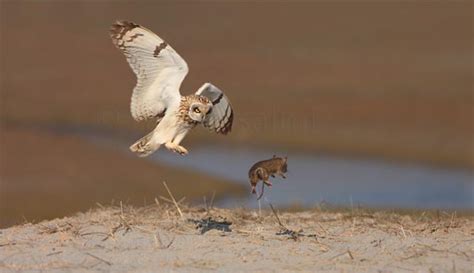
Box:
xmin=1 ymin=1 xmax=472 ymax=227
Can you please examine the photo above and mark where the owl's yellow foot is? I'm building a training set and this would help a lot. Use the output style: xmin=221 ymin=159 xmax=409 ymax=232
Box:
xmin=165 ymin=142 xmax=188 ymax=155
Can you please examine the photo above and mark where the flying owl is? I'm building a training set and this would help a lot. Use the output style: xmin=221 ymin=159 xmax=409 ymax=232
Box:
xmin=110 ymin=21 xmax=233 ymax=157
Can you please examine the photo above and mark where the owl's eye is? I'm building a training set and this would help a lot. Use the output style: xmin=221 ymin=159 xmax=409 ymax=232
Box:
xmin=193 ymin=108 xmax=201 ymax=114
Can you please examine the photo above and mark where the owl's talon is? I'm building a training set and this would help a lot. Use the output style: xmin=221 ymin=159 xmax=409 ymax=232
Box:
xmin=175 ymin=145 xmax=188 ymax=155
xmin=165 ymin=142 xmax=188 ymax=155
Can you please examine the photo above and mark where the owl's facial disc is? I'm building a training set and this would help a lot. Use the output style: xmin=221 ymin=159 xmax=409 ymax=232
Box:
xmin=189 ymin=103 xmax=211 ymax=122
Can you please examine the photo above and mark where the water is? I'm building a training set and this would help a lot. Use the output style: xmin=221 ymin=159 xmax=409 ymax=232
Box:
xmin=82 ymin=130 xmax=473 ymax=210
xmin=150 ymin=146 xmax=474 ymax=210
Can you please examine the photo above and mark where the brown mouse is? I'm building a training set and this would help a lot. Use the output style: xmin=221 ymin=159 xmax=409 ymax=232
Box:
xmin=248 ymin=155 xmax=288 ymax=200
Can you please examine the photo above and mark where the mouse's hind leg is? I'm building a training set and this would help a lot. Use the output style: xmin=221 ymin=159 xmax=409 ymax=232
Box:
xmin=263 ymin=179 xmax=272 ymax=187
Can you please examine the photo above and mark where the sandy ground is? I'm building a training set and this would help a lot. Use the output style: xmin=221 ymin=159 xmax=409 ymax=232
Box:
xmin=1 ymin=204 xmax=472 ymax=273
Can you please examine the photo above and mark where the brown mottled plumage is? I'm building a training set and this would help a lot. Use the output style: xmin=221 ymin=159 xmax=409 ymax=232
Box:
xmin=248 ymin=156 xmax=288 ymax=199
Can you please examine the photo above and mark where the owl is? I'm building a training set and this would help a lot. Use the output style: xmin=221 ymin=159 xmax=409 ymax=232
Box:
xmin=110 ymin=21 xmax=233 ymax=157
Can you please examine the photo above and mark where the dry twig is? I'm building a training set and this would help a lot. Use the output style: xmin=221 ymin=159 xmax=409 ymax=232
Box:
xmin=163 ymin=181 xmax=184 ymax=219
xmin=85 ymin=252 xmax=112 ymax=266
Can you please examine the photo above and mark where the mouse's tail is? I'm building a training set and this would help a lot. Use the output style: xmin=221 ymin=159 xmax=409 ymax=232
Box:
xmin=256 ymin=182 xmax=265 ymax=201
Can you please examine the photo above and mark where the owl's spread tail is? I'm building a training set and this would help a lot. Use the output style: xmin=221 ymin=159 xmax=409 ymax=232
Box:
xmin=130 ymin=133 xmax=160 ymax=157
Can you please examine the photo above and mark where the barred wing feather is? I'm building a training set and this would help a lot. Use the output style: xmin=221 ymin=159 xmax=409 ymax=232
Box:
xmin=110 ymin=21 xmax=188 ymax=121
xmin=195 ymin=83 xmax=233 ymax=134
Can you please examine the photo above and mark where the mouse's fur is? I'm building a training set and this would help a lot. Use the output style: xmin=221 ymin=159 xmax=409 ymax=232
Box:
xmin=248 ymin=155 xmax=288 ymax=199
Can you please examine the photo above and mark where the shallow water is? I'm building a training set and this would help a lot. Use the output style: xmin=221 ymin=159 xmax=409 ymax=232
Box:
xmin=82 ymin=130 xmax=473 ymax=210
xmin=150 ymin=146 xmax=473 ymax=209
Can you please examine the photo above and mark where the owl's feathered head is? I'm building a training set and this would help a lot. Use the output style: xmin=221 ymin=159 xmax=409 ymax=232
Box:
xmin=186 ymin=95 xmax=213 ymax=122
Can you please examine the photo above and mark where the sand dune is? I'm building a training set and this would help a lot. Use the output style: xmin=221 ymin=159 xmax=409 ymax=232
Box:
xmin=1 ymin=204 xmax=472 ymax=272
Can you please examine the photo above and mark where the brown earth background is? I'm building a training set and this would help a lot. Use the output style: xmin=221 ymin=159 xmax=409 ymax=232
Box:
xmin=0 ymin=1 xmax=472 ymax=227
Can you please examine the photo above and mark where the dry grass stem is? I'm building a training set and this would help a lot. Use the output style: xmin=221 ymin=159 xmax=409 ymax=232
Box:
xmin=162 ymin=181 xmax=184 ymax=219
xmin=85 ymin=252 xmax=112 ymax=266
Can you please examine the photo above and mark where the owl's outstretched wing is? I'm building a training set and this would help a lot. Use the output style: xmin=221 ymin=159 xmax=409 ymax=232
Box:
xmin=195 ymin=83 xmax=233 ymax=134
xmin=110 ymin=21 xmax=188 ymax=121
